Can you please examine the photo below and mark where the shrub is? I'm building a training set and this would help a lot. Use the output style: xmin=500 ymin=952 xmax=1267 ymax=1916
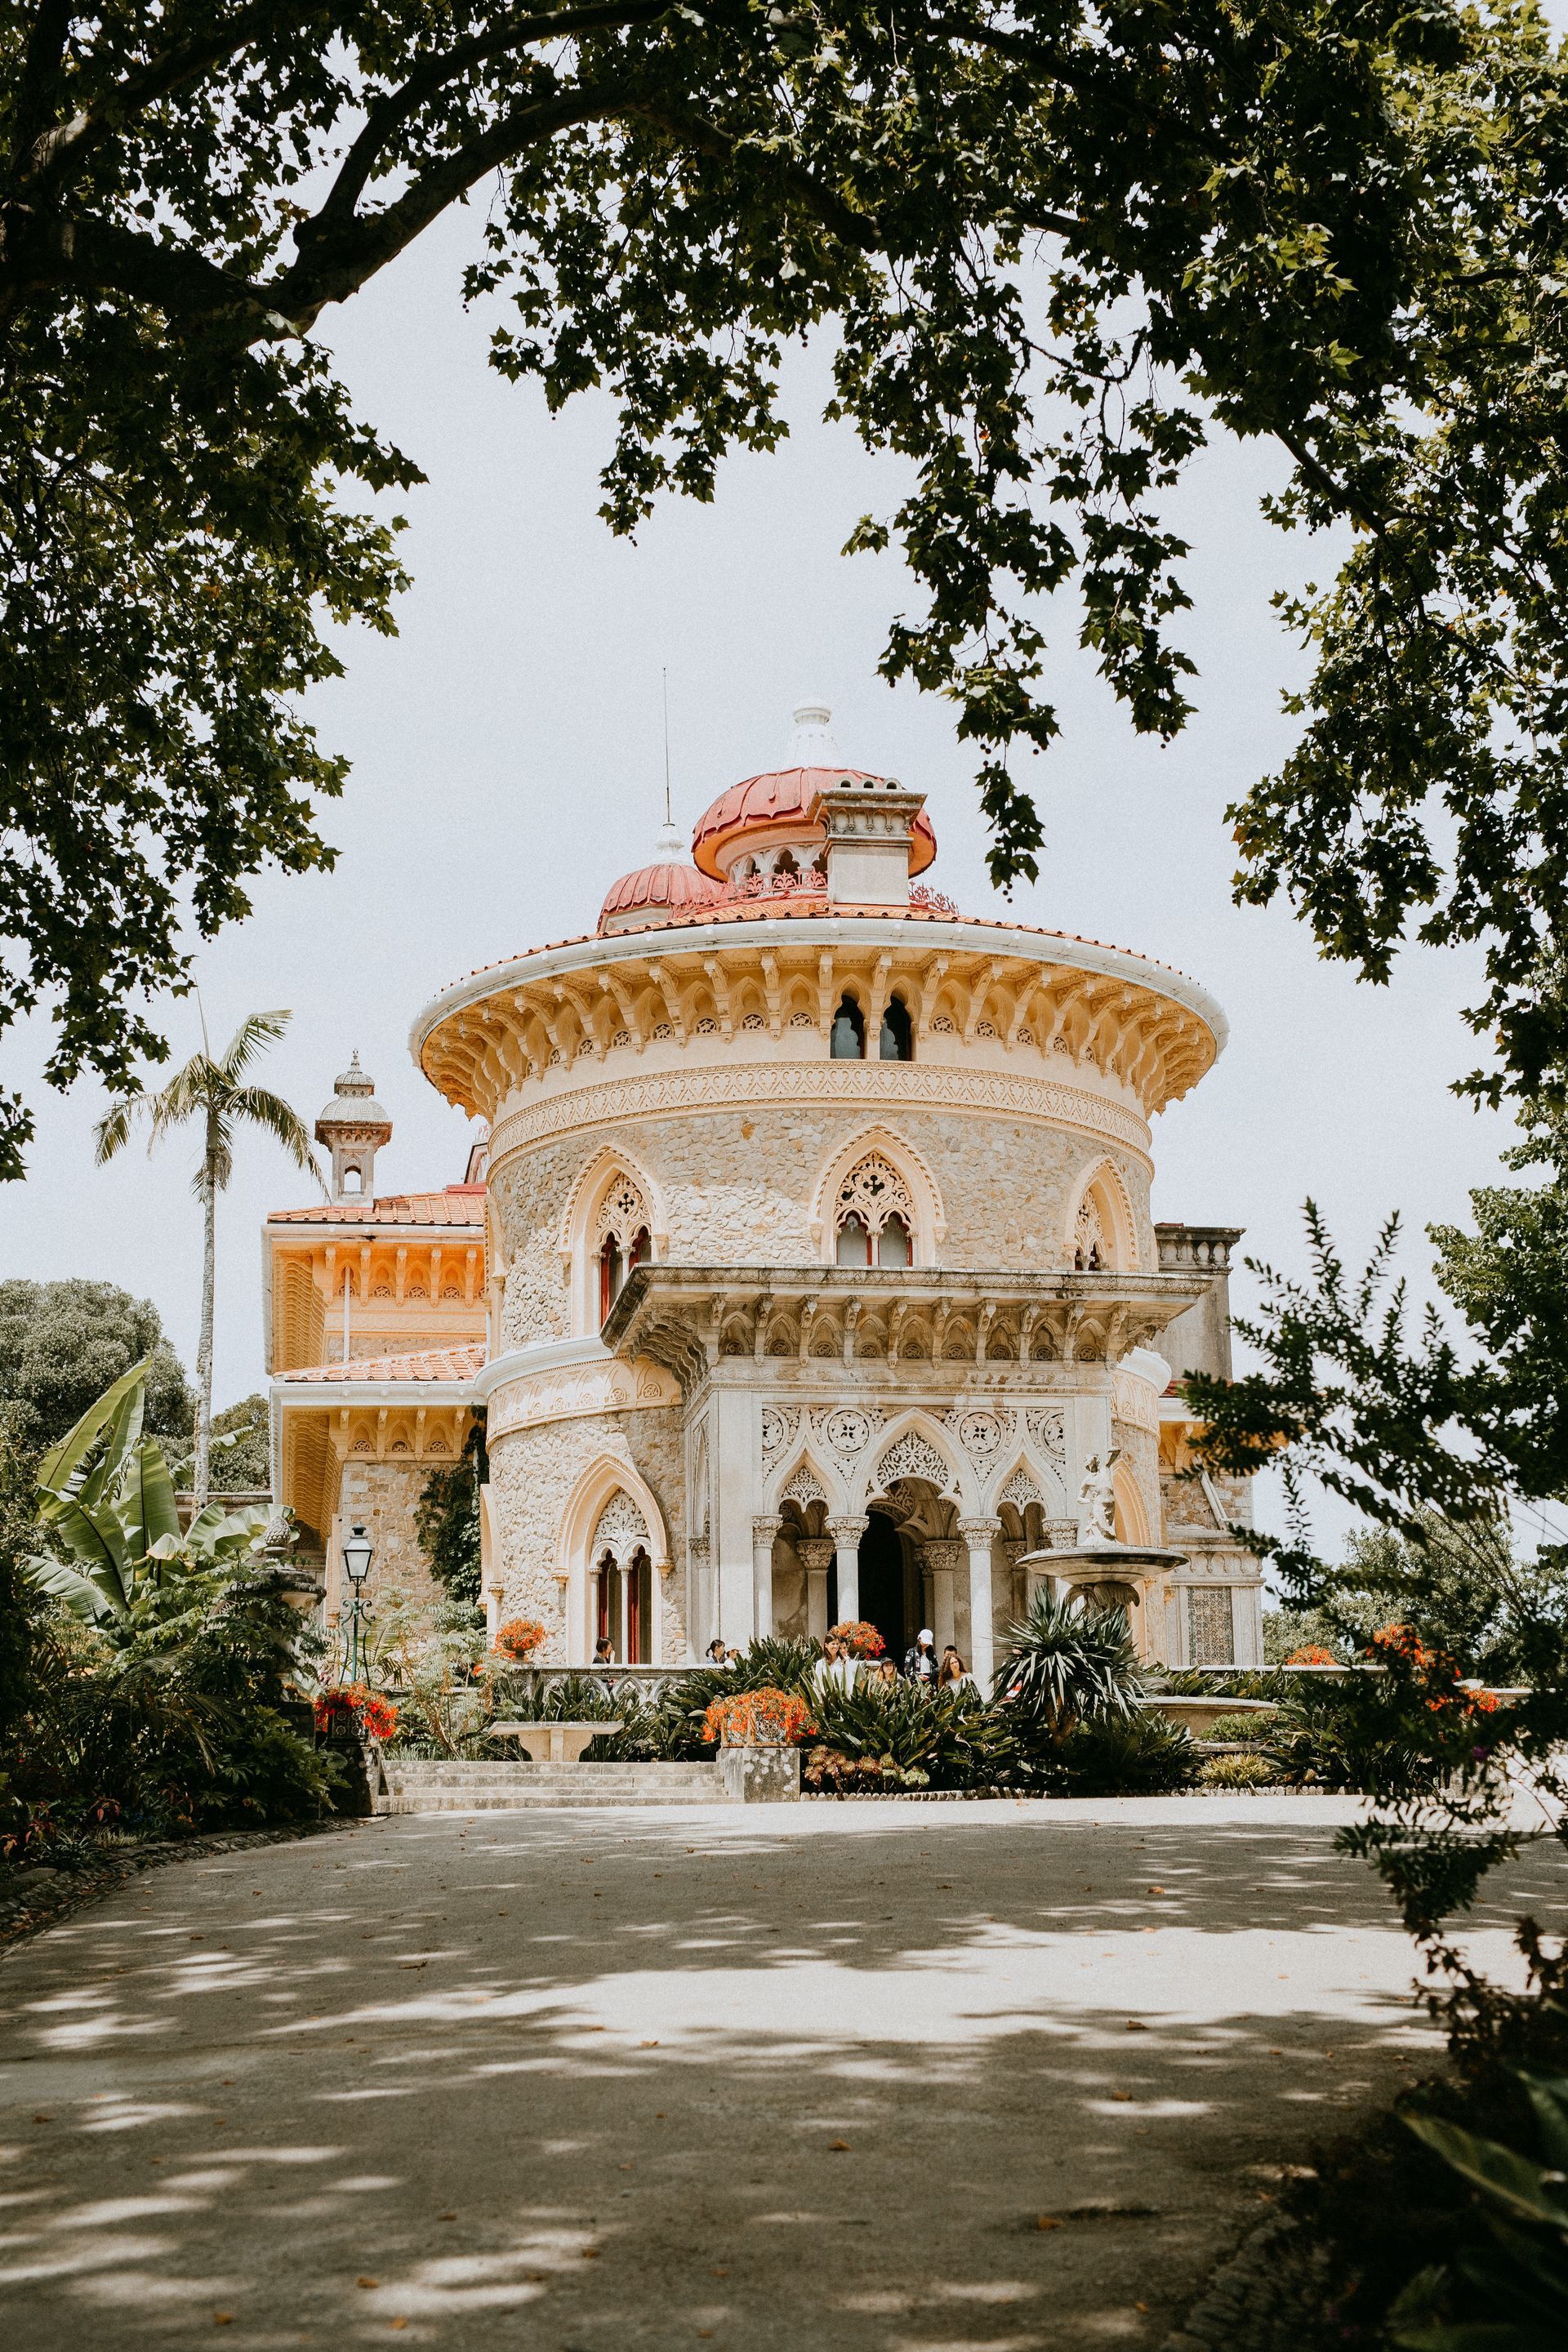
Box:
xmin=1265 ymin=1677 xmax=1444 ymax=1795
xmin=1199 ymin=1753 xmax=1277 ymax=1789
xmin=1205 ymin=1712 xmax=1276 ymax=1744
xmin=803 ymin=1749 xmax=930 ymax=1793
xmin=812 ymin=1677 xmax=1040 ymax=1792
xmin=996 ymin=1594 xmax=1143 ymax=1736
xmin=1056 ymin=1712 xmax=1197 ymax=1796
xmin=1287 ymin=1645 xmax=1341 ymax=1666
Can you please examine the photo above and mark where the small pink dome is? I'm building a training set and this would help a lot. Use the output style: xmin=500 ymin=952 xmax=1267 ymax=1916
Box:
xmin=692 ymin=766 xmax=937 ymax=880
xmin=599 ymin=860 xmax=723 ymax=934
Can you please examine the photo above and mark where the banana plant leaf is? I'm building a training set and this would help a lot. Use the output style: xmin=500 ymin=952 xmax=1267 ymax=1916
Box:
xmin=34 ymin=1355 xmax=149 ymax=1507
xmin=1403 ymin=2114 xmax=1568 ymax=2232
xmin=32 ymin=1486 xmax=131 ymax=1601
xmin=117 ymin=1436 xmax=183 ymax=1564
xmin=24 ymin=1549 xmax=122 ymax=1625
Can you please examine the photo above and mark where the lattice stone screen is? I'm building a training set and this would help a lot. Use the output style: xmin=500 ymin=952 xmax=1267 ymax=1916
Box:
xmin=1187 ymin=1586 xmax=1236 ymax=1667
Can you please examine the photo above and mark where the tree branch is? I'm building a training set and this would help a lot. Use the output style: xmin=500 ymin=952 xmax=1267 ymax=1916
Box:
xmin=626 ymin=94 xmax=882 ymax=252
xmin=9 ymin=0 xmax=74 ymax=182
xmin=280 ymin=83 xmax=639 ymax=319
xmin=20 ymin=0 xmax=335 ymax=195
xmin=314 ymin=0 xmax=671 ymax=225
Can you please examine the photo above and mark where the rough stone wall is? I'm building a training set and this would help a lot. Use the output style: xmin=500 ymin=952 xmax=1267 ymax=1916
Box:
xmin=334 ymin=1459 xmax=440 ymax=1614
xmin=487 ymin=1404 xmax=688 ymax=1662
xmin=491 ymin=1106 xmax=1152 ymax=1346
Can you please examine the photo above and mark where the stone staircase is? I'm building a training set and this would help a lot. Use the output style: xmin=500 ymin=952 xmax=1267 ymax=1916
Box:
xmin=382 ymin=1758 xmax=730 ymax=1813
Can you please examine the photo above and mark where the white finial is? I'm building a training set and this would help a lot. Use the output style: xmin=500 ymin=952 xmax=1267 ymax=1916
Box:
xmin=789 ymin=700 xmax=839 ymax=765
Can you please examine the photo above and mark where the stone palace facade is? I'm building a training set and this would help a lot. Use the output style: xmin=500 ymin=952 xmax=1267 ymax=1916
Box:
xmin=268 ymin=707 xmax=1262 ymax=1681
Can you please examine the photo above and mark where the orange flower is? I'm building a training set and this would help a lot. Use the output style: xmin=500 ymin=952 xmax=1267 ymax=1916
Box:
xmin=1285 ymin=1645 xmax=1339 ymax=1666
xmin=702 ymin=1687 xmax=815 ymax=1747
xmin=492 ymin=1618 xmax=546 ymax=1661
xmin=314 ymin=1685 xmax=399 ymax=1742
xmin=828 ymin=1619 xmax=886 ymax=1658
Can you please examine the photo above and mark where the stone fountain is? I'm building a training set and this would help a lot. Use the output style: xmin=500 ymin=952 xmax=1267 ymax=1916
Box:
xmin=1015 ymin=1450 xmax=1186 ymax=1613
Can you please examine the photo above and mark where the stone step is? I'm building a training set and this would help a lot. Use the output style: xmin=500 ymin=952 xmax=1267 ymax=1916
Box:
xmin=383 ymin=1759 xmax=728 ymax=1811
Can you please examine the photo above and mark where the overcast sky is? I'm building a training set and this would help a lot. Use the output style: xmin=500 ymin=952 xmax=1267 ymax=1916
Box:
xmin=4 ymin=209 xmax=1514 ymax=1557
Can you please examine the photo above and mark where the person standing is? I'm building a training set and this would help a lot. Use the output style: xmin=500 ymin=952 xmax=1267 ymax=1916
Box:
xmin=594 ymin=1636 xmax=616 ymax=1666
xmin=813 ymin=1634 xmax=858 ymax=1695
xmin=938 ymin=1645 xmax=969 ymax=1690
xmin=904 ymin=1628 xmax=938 ymax=1687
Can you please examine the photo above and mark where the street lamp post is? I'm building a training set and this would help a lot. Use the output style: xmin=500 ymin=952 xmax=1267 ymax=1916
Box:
xmin=341 ymin=1521 xmax=374 ymax=1683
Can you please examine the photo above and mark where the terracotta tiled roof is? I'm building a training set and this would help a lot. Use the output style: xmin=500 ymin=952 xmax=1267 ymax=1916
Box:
xmin=278 ymin=1341 xmax=488 ymax=1385
xmin=268 ymin=1187 xmax=487 ymax=1227
xmin=429 ymin=899 xmax=1210 ymax=996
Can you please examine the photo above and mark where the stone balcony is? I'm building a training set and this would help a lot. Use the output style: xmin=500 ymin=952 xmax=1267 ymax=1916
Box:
xmin=602 ymin=1263 xmax=1214 ymax=1392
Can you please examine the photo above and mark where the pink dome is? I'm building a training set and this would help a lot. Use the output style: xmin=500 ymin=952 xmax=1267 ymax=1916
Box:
xmin=692 ymin=766 xmax=937 ymax=880
xmin=598 ymin=860 xmax=723 ymax=935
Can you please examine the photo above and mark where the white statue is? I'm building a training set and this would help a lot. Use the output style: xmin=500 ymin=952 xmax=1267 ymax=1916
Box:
xmin=1076 ymin=1449 xmax=1120 ymax=1544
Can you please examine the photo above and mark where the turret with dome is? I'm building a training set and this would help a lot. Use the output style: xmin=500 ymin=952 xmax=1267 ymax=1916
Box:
xmin=268 ymin=702 xmax=1261 ymax=1681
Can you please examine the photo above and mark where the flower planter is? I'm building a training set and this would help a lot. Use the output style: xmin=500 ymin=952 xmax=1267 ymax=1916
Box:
xmin=718 ymin=1744 xmax=801 ymax=1804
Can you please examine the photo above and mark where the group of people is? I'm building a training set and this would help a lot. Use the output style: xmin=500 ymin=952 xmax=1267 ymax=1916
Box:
xmin=811 ymin=1628 xmax=971 ymax=1693
xmin=598 ymin=1630 xmax=971 ymax=1686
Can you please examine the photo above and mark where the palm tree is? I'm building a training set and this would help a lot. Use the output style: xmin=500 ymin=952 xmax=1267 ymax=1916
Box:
xmin=95 ymin=1010 xmax=323 ymax=1507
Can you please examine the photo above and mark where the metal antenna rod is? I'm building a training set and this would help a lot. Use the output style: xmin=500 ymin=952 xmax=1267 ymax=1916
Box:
xmin=662 ymin=667 xmax=672 ymax=827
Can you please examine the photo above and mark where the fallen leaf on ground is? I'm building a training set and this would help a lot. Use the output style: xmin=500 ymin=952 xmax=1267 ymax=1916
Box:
xmin=357 ymin=2278 xmax=378 ymax=2289
xmin=828 ymin=2139 xmax=851 ymax=2151
xmin=1036 ymin=2216 xmax=1062 ymax=2231
xmin=1125 ymin=2020 xmax=1148 ymax=2032
xmin=1111 ymin=2091 xmax=1132 ymax=2103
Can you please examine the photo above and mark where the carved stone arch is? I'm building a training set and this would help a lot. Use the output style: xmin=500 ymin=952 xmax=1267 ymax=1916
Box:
xmin=765 ymin=1448 xmax=846 ymax=1519
xmin=557 ymin=1451 xmax=671 ymax=1666
xmin=860 ymin=1412 xmax=964 ymax=1509
xmin=558 ymin=1143 xmax=670 ymax=1335
xmin=808 ymin=1123 xmax=946 ymax=1265
xmin=984 ymin=1450 xmax=1069 ymax=1522
xmin=1063 ymin=1156 xmax=1140 ymax=1273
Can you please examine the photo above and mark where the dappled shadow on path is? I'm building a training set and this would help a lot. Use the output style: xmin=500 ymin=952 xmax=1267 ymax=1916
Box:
xmin=1 ymin=1806 xmax=1559 ymax=2351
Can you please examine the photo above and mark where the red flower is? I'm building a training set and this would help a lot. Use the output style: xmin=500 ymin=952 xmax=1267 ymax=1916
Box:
xmin=314 ymin=1684 xmax=399 ymax=1742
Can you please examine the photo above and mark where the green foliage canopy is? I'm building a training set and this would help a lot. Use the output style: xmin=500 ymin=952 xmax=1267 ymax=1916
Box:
xmin=7 ymin=4 xmax=1568 ymax=1166
xmin=0 ymin=1276 xmax=192 ymax=1458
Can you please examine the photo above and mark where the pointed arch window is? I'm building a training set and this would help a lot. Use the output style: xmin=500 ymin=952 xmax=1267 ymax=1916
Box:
xmin=830 ymin=994 xmax=866 ymax=1059
xmin=595 ymin=1173 xmax=652 ymax=1321
xmin=878 ymin=995 xmax=913 ymax=1062
xmin=834 ymin=1153 xmax=917 ymax=1267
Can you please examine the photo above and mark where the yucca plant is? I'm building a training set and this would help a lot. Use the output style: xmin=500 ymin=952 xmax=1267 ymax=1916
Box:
xmin=995 ymin=1592 xmax=1144 ymax=1742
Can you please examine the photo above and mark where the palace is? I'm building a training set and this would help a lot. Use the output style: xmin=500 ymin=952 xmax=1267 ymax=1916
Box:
xmin=266 ymin=706 xmax=1261 ymax=1680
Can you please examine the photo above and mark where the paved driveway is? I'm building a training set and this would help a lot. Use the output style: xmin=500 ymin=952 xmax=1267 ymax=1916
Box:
xmin=0 ymin=1797 xmax=1548 ymax=2350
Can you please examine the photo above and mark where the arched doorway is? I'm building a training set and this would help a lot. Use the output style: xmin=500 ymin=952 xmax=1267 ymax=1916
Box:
xmin=858 ymin=1510 xmax=908 ymax=1662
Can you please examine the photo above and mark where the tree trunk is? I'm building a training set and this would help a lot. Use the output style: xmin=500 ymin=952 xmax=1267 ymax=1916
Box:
xmin=194 ymin=1117 xmax=218 ymax=1508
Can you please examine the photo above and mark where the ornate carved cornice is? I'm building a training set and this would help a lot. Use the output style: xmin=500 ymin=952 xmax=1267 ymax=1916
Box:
xmin=487 ymin=1351 xmax=680 ymax=1443
xmin=489 ymin=1058 xmax=1152 ymax=1169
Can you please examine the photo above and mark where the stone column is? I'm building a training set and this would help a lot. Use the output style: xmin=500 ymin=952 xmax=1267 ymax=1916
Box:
xmin=922 ymin=1539 xmax=963 ymax=1659
xmin=688 ymin=1535 xmax=712 ymax=1659
xmin=958 ymin=1517 xmax=1001 ymax=1691
xmin=751 ymin=1517 xmax=782 ymax=1643
xmin=796 ymin=1538 xmax=835 ymax=1644
xmin=1000 ymin=1535 xmax=1027 ymax=1625
xmin=827 ymin=1515 xmax=867 ymax=1626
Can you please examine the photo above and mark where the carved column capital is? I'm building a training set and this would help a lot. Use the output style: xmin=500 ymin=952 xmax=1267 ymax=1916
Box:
xmin=956 ymin=1516 xmax=1001 ymax=1546
xmin=921 ymin=1539 xmax=964 ymax=1575
xmin=796 ymin=1538 xmax=835 ymax=1575
xmin=826 ymin=1515 xmax=869 ymax=1544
